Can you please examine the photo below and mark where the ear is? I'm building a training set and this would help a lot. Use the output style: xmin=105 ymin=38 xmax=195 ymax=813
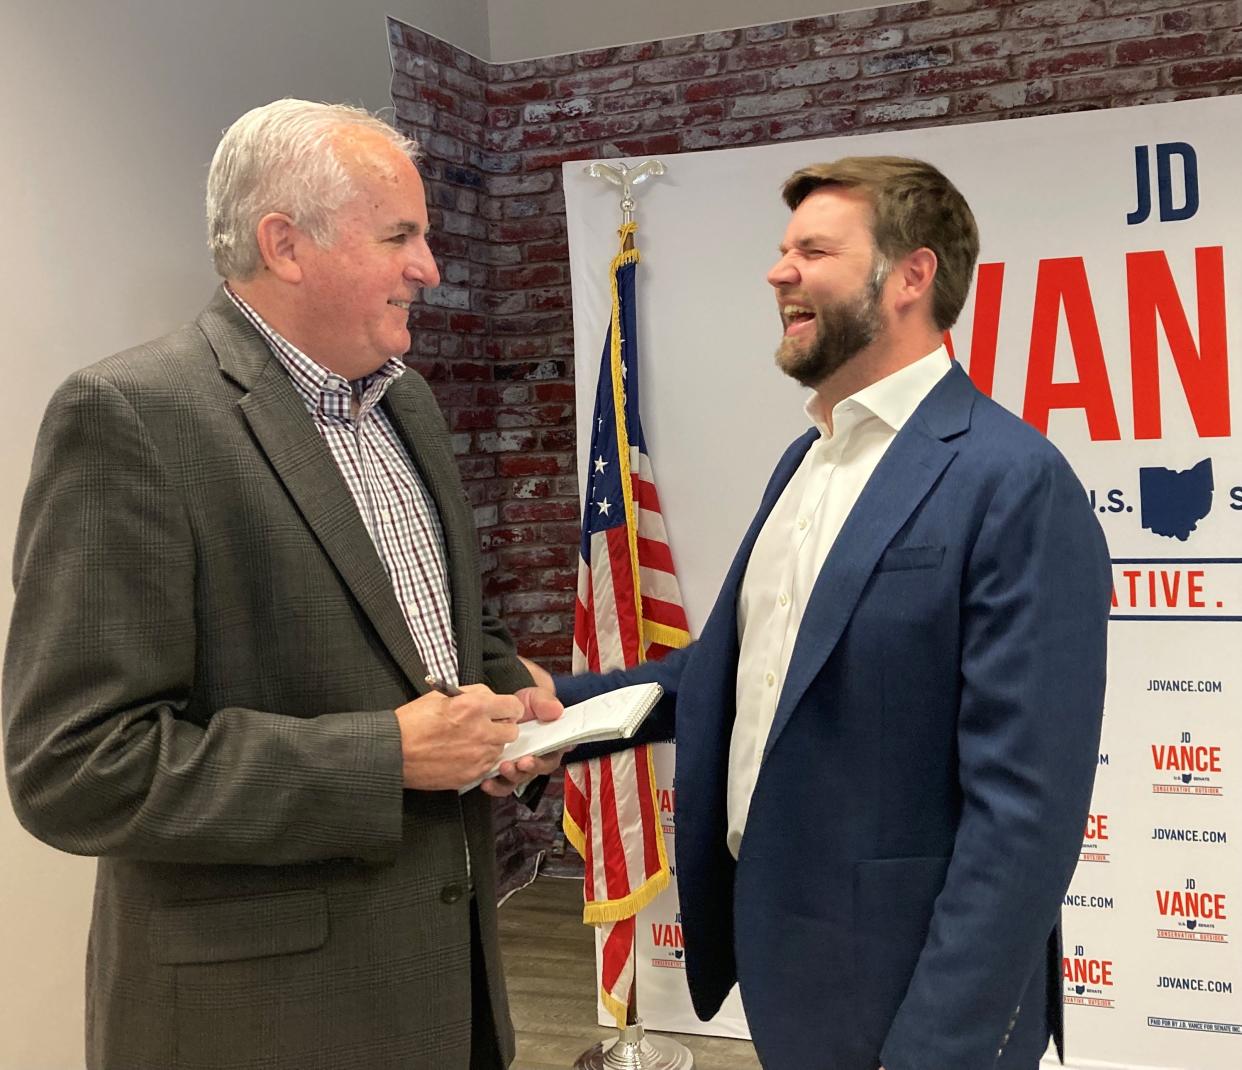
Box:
xmin=892 ymin=247 xmax=937 ymax=316
xmin=254 ymin=212 xmax=304 ymax=284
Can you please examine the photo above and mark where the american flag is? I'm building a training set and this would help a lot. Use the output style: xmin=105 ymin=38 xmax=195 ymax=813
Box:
xmin=563 ymin=222 xmax=691 ymax=1028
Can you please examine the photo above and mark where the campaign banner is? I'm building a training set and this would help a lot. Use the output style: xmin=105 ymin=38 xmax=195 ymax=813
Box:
xmin=567 ymin=95 xmax=1242 ymax=1067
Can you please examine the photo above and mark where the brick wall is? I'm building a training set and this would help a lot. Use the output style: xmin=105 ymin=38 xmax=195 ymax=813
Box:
xmin=386 ymin=0 xmax=1241 ymax=889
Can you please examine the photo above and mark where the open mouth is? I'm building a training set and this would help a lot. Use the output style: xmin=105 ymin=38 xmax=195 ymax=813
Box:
xmin=388 ymin=298 xmax=414 ymax=311
xmin=781 ymin=303 xmax=816 ymax=336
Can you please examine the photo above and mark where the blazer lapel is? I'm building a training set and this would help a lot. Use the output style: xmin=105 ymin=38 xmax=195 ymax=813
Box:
xmin=763 ymin=365 xmax=977 ymax=759
xmin=199 ymin=290 xmax=431 ymax=691
xmin=695 ymin=428 xmax=820 ymax=695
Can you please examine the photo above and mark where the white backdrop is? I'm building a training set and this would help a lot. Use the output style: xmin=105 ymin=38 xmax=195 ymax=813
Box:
xmin=566 ymin=95 xmax=1242 ymax=1069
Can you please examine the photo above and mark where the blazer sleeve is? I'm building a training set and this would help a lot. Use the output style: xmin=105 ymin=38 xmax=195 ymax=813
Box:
xmin=880 ymin=449 xmax=1111 ymax=1070
xmin=2 ymin=371 xmax=405 ymax=866
xmin=550 ymin=645 xmax=691 ymax=762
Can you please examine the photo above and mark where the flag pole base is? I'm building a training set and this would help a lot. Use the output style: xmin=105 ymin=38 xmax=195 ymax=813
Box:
xmin=573 ymin=1019 xmax=694 ymax=1070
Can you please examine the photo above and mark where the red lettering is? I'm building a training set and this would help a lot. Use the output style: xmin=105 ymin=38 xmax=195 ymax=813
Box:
xmin=1085 ymin=814 xmax=1109 ymax=841
xmin=1127 ymin=247 xmax=1229 ymax=440
xmin=1023 ymin=257 xmax=1120 ymax=440
xmin=650 ymin=923 xmax=685 ymax=948
xmin=1161 ymin=570 xmax=1179 ymax=605
xmin=1063 ymin=957 xmax=1114 ymax=986
xmin=946 ymin=262 xmax=1005 ymax=396
xmin=1152 ymin=744 xmax=1221 ymax=772
xmin=1156 ymin=890 xmax=1228 ymax=920
xmin=1115 ymin=569 xmax=1210 ymax=609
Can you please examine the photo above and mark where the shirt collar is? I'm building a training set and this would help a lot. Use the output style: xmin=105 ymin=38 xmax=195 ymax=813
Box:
xmin=224 ymin=285 xmax=406 ymax=421
xmin=805 ymin=345 xmax=952 ymax=442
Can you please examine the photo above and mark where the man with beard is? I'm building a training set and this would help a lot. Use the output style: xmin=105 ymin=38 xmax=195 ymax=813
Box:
xmin=541 ymin=157 xmax=1111 ymax=1070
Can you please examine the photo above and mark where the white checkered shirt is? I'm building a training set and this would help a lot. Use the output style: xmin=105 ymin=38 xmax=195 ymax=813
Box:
xmin=226 ymin=287 xmax=459 ymax=687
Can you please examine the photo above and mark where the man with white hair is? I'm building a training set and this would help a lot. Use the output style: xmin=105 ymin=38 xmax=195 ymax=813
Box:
xmin=3 ymin=99 xmax=560 ymax=1070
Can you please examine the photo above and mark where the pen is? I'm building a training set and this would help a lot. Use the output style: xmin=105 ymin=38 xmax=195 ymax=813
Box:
xmin=426 ymin=675 xmax=524 ymax=729
xmin=424 ymin=674 xmax=464 ymax=697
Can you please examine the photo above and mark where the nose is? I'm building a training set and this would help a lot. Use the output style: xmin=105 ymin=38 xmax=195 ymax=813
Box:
xmin=405 ymin=244 xmax=440 ymax=289
xmin=767 ymin=252 xmax=798 ymax=289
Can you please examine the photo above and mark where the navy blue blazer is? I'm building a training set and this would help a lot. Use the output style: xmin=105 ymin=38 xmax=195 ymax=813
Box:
xmin=558 ymin=364 xmax=1111 ymax=1070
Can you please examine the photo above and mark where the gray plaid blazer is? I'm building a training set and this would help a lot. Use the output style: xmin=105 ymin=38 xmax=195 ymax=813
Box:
xmin=3 ymin=289 xmax=532 ymax=1070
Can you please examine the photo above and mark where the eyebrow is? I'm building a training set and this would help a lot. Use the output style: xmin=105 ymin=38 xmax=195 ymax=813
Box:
xmin=392 ymin=221 xmax=427 ymax=236
xmin=778 ymin=236 xmax=834 ymax=254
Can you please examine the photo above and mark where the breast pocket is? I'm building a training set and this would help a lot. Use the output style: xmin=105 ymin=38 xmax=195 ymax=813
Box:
xmin=874 ymin=545 xmax=945 ymax=572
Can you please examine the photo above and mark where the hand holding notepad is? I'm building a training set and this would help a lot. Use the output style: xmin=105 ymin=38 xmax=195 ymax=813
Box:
xmin=462 ymin=682 xmax=663 ymax=792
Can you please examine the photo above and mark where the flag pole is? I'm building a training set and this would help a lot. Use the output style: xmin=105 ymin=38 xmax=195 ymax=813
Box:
xmin=571 ymin=159 xmax=692 ymax=1070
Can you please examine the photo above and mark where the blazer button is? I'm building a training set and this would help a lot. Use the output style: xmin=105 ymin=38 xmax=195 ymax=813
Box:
xmin=440 ymin=883 xmax=464 ymax=905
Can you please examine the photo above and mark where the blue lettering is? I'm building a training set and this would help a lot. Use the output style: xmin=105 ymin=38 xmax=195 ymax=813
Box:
xmin=1157 ymin=142 xmax=1199 ymax=222
xmin=1128 ymin=145 xmax=1151 ymax=225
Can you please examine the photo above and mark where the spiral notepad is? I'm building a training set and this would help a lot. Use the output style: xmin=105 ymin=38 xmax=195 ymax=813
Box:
xmin=464 ymin=682 xmax=664 ymax=790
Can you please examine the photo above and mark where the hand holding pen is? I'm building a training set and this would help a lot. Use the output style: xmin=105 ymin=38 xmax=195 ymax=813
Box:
xmin=419 ymin=674 xmax=565 ymax=798
xmin=393 ymin=678 xmax=522 ymax=791
xmin=422 ymin=674 xmax=463 ymax=698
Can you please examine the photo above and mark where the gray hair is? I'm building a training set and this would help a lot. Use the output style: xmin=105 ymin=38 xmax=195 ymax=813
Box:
xmin=206 ymin=98 xmax=419 ymax=279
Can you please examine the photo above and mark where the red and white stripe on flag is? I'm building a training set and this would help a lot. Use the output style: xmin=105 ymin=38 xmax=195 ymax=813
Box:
xmin=563 ymin=226 xmax=691 ymax=1028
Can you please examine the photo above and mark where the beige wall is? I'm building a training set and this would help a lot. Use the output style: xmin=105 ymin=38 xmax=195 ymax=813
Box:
xmin=0 ymin=3 xmax=488 ymax=1065
xmin=486 ymin=0 xmax=885 ymax=62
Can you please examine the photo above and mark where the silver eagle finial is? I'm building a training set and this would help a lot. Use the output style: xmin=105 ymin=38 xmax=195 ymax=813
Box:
xmin=584 ymin=160 xmax=667 ymax=225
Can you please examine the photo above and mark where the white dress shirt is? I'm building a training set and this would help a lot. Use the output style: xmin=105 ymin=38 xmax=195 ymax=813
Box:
xmin=728 ymin=347 xmax=952 ymax=858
